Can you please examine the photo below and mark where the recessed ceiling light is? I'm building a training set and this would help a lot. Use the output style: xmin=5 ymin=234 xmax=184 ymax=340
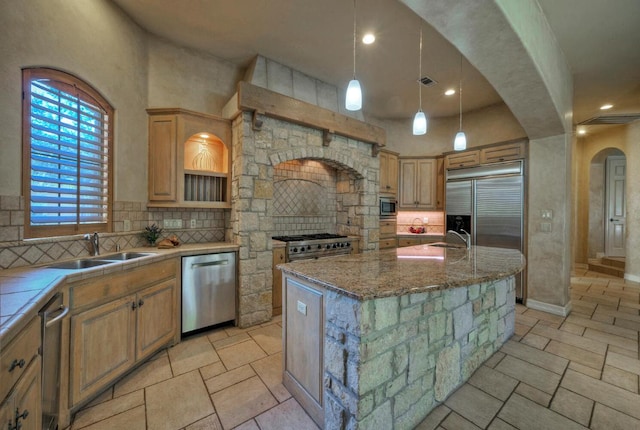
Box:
xmin=362 ymin=33 xmax=375 ymax=44
xmin=600 ymin=104 xmax=613 ymax=110
xmin=445 ymin=89 xmax=456 ymax=96
xmin=577 ymin=128 xmax=586 ymax=135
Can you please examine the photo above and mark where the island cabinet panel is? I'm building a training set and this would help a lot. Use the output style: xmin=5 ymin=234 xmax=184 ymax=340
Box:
xmin=0 ymin=355 xmax=42 ymax=430
xmin=272 ymin=247 xmax=285 ymax=316
xmin=283 ymin=276 xmax=324 ymax=427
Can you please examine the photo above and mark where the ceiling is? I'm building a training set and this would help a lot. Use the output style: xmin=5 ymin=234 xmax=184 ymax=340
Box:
xmin=112 ymin=0 xmax=640 ymax=130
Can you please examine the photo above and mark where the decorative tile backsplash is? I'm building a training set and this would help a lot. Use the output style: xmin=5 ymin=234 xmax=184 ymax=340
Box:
xmin=0 ymin=196 xmax=227 ymax=270
xmin=396 ymin=210 xmax=445 ymax=235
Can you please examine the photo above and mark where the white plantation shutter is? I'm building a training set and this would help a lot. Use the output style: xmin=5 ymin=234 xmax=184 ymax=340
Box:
xmin=23 ymin=68 xmax=113 ymax=237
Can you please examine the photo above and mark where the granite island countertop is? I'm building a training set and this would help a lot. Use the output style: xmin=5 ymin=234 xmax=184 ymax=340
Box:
xmin=278 ymin=244 xmax=525 ymax=301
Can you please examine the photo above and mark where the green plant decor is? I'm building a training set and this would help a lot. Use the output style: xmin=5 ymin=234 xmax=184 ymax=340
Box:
xmin=142 ymin=223 xmax=163 ymax=246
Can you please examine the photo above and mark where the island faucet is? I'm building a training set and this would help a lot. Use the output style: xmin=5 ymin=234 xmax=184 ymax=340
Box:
xmin=84 ymin=232 xmax=100 ymax=256
xmin=447 ymin=229 xmax=471 ymax=249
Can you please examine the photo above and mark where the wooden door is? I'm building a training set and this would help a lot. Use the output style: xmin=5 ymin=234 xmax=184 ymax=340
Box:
xmin=416 ymin=159 xmax=436 ymax=209
xmin=272 ymin=248 xmax=286 ymax=316
xmin=12 ymin=356 xmax=42 ymax=430
xmin=148 ymin=115 xmax=177 ymax=201
xmin=70 ymin=296 xmax=136 ymax=405
xmin=399 ymin=160 xmax=417 ymax=207
xmin=606 ymin=156 xmax=626 ymax=257
xmin=136 ymin=279 xmax=177 ymax=360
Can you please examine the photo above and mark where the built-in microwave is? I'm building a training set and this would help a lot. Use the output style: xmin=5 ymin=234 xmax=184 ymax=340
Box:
xmin=380 ymin=196 xmax=397 ymax=218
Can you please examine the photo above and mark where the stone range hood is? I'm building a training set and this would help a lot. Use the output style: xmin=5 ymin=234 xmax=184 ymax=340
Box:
xmin=225 ymin=81 xmax=386 ymax=327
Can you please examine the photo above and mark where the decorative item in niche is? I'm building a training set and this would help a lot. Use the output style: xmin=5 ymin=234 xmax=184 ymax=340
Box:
xmin=192 ymin=139 xmax=214 ymax=170
xmin=183 ymin=133 xmax=227 ymax=173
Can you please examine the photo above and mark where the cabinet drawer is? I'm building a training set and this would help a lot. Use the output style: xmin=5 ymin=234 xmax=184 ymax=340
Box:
xmin=379 ymin=238 xmax=397 ymax=249
xmin=445 ymin=150 xmax=480 ymax=169
xmin=480 ymin=142 xmax=525 ymax=163
xmin=398 ymin=237 xmax=421 ymax=247
xmin=71 ymin=259 xmax=177 ymax=310
xmin=0 ymin=318 xmax=40 ymax=401
xmin=380 ymin=220 xmax=397 ymax=236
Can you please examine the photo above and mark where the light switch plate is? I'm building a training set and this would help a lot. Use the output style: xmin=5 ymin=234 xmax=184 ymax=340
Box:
xmin=540 ymin=222 xmax=552 ymax=232
xmin=541 ymin=210 xmax=553 ymax=220
xmin=297 ymin=300 xmax=307 ymax=315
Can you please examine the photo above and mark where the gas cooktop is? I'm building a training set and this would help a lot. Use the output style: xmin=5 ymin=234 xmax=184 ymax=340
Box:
xmin=272 ymin=233 xmax=347 ymax=242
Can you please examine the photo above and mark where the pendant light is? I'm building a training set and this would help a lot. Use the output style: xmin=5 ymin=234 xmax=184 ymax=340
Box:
xmin=345 ymin=0 xmax=362 ymax=111
xmin=454 ymin=54 xmax=467 ymax=150
xmin=412 ymin=26 xmax=427 ymax=135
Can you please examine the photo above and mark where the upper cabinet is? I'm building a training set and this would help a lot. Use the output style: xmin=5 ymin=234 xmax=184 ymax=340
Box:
xmin=444 ymin=140 xmax=527 ymax=170
xmin=444 ymin=150 xmax=480 ymax=169
xmin=399 ymin=158 xmax=437 ymax=209
xmin=379 ymin=150 xmax=399 ymax=195
xmin=147 ymin=108 xmax=231 ymax=208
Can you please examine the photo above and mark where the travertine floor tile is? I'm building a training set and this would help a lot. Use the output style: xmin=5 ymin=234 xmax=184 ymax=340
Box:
xmin=590 ymin=402 xmax=640 ymax=430
xmin=212 ymin=332 xmax=251 ymax=349
xmin=468 ymin=365 xmax=518 ymax=401
xmin=514 ymin=382 xmax=552 ymax=407
xmin=568 ymin=361 xmax=602 ymax=379
xmin=532 ymin=324 xmax=607 ymax=355
xmin=614 ymin=317 xmax=640 ymax=332
xmin=145 ymin=370 xmax=214 ymax=430
xmin=514 ymin=322 xmax=531 ymax=336
xmin=250 ymin=352 xmax=291 ymax=402
xmin=248 ymin=323 xmax=283 ymax=355
xmin=216 ymin=339 xmax=267 ymax=370
xmin=205 ymin=364 xmax=255 ymax=394
xmin=168 ymin=334 xmax=220 ymax=376
xmin=583 ymin=327 xmax=639 ymax=352
xmin=609 ymin=344 xmax=639 ymax=358
xmin=561 ymin=369 xmax=640 ymax=420
xmin=211 ymin=376 xmax=278 ymax=429
xmin=550 ymin=387 xmax=593 ymax=427
xmin=82 ymin=387 xmax=113 ymax=409
xmin=522 ymin=309 xmax=565 ymax=325
xmin=415 ymin=404 xmax=451 ymax=430
xmin=184 ymin=413 xmax=223 ymax=430
xmin=113 ymin=353 xmax=173 ymax=397
xmin=544 ymin=340 xmax=605 ymax=370
xmin=199 ymin=361 xmax=227 ymax=380
xmin=605 ymin=350 xmax=640 ymax=376
xmin=73 ymin=390 xmax=144 ymax=429
xmin=495 ymin=355 xmax=561 ymax=394
xmin=73 ymin=404 xmax=145 ymax=430
xmin=498 ymin=393 xmax=587 ymax=430
xmin=444 ymin=384 xmax=502 ymax=428
xmin=233 ymin=420 xmax=260 ymax=430
xmin=483 ymin=351 xmax=505 ymax=369
xmin=560 ymin=321 xmax=586 ymax=335
xmin=206 ymin=328 xmax=229 ymax=343
xmin=520 ymin=332 xmax=550 ymax=349
xmin=440 ymin=411 xmax=481 ymax=430
xmin=487 ymin=418 xmax=518 ymax=430
xmin=254 ymin=398 xmax=319 ymax=430
xmin=500 ymin=339 xmax=568 ymax=374
xmin=566 ymin=315 xmax=636 ymax=339
xmin=602 ymin=364 xmax=639 ymax=393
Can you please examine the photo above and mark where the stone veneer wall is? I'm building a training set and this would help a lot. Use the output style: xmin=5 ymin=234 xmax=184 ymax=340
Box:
xmin=231 ymin=112 xmax=379 ymax=327
xmin=0 ymin=196 xmax=227 ymax=270
xmin=323 ymin=277 xmax=516 ymax=429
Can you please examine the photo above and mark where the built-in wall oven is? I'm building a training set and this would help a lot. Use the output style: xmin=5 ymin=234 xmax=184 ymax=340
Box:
xmin=380 ymin=196 xmax=397 ymax=219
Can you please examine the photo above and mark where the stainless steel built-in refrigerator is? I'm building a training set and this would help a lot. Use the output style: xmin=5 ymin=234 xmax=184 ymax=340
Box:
xmin=445 ymin=161 xmax=525 ymax=301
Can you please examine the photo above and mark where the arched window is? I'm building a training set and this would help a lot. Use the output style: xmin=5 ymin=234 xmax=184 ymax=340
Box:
xmin=22 ymin=68 xmax=113 ymax=238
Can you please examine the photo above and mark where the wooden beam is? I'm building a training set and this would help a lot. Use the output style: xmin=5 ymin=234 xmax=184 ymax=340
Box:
xmin=237 ymin=81 xmax=386 ymax=150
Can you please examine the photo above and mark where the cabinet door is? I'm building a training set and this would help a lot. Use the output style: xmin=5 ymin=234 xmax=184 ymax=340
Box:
xmin=272 ymin=248 xmax=286 ymax=316
xmin=0 ymin=356 xmax=42 ymax=430
xmin=398 ymin=237 xmax=421 ymax=247
xmin=148 ymin=115 xmax=177 ymax=202
xmin=382 ymin=152 xmax=398 ymax=194
xmin=436 ymin=157 xmax=445 ymax=210
xmin=136 ymin=279 xmax=177 ymax=360
xmin=480 ymin=142 xmax=525 ymax=164
xmin=416 ymin=159 xmax=436 ymax=209
xmin=71 ymin=296 xmax=136 ymax=405
xmin=399 ymin=160 xmax=417 ymax=207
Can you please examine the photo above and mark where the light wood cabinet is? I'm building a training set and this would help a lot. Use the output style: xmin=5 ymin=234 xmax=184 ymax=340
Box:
xmin=0 ymin=318 xmax=40 ymax=402
xmin=397 ymin=236 xmax=443 ymax=247
xmin=379 ymin=219 xmax=397 ymax=249
xmin=379 ymin=150 xmax=398 ymax=195
xmin=272 ymin=247 xmax=285 ymax=316
xmin=444 ymin=150 xmax=480 ymax=169
xmin=147 ymin=108 xmax=232 ymax=208
xmin=480 ymin=141 xmax=525 ymax=164
xmin=436 ymin=157 xmax=445 ymax=210
xmin=0 ymin=355 xmax=42 ymax=430
xmin=399 ymin=158 xmax=437 ymax=209
xmin=69 ymin=260 xmax=177 ymax=406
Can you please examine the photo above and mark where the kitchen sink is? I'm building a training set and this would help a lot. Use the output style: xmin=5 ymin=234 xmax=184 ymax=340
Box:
xmin=102 ymin=252 xmax=156 ymax=261
xmin=428 ymin=242 xmax=465 ymax=249
xmin=48 ymin=259 xmax=115 ymax=270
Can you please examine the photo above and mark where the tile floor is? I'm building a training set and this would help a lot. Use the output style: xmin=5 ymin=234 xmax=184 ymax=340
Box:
xmin=68 ymin=268 xmax=640 ymax=430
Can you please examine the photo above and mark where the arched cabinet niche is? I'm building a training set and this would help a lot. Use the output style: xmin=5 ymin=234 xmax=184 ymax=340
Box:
xmin=147 ymin=108 xmax=231 ymax=208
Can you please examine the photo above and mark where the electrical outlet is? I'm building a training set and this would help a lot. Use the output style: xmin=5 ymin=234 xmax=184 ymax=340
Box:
xmin=123 ymin=219 xmax=131 ymax=231
xmin=190 ymin=219 xmax=197 ymax=228
xmin=164 ymin=219 xmax=181 ymax=229
xmin=423 ymin=217 xmax=429 ymax=224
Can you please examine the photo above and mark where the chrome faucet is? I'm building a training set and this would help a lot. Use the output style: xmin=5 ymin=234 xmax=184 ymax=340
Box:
xmin=447 ymin=229 xmax=471 ymax=249
xmin=84 ymin=232 xmax=100 ymax=256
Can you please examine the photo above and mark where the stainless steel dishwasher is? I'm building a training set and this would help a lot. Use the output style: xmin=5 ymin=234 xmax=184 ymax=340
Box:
xmin=182 ymin=252 xmax=236 ymax=334
xmin=39 ymin=292 xmax=69 ymax=430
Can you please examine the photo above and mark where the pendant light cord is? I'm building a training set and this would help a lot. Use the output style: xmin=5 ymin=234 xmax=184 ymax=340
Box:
xmin=459 ymin=55 xmax=463 ymax=130
xmin=352 ymin=0 xmax=357 ymax=79
xmin=418 ymin=26 xmax=423 ymax=110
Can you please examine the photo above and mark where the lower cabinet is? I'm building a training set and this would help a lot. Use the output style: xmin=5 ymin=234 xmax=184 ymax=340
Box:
xmin=282 ymin=275 xmax=324 ymax=427
xmin=397 ymin=236 xmax=443 ymax=247
xmin=0 ymin=355 xmax=42 ymax=430
xmin=69 ymin=261 xmax=177 ymax=407
xmin=272 ymin=247 xmax=285 ymax=316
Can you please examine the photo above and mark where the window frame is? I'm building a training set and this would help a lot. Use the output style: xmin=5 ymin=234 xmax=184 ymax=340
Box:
xmin=22 ymin=67 xmax=114 ymax=239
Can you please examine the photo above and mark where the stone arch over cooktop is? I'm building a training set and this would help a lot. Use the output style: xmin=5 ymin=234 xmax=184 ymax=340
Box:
xmin=268 ymin=147 xmax=367 ymax=180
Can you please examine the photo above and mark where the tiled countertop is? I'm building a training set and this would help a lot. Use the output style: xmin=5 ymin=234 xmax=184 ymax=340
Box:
xmin=0 ymin=242 xmax=238 ymax=346
xmin=278 ymin=244 xmax=525 ymax=301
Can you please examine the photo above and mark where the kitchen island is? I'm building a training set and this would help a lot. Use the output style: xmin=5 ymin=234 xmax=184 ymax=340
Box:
xmin=278 ymin=244 xmax=525 ymax=430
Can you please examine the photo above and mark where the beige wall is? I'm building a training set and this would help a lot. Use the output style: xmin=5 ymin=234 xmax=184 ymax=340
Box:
xmin=625 ymin=121 xmax=640 ymax=281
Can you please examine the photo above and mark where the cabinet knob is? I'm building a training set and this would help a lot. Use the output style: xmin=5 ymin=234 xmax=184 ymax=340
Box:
xmin=17 ymin=408 xmax=29 ymax=421
xmin=8 ymin=358 xmax=26 ymax=372
xmin=138 ymin=299 xmax=144 ymax=307
xmin=132 ymin=301 xmax=137 ymax=310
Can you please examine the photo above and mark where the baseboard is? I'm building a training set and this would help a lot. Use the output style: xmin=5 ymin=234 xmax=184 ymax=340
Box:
xmin=624 ymin=273 xmax=640 ymax=283
xmin=526 ymin=299 xmax=572 ymax=317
